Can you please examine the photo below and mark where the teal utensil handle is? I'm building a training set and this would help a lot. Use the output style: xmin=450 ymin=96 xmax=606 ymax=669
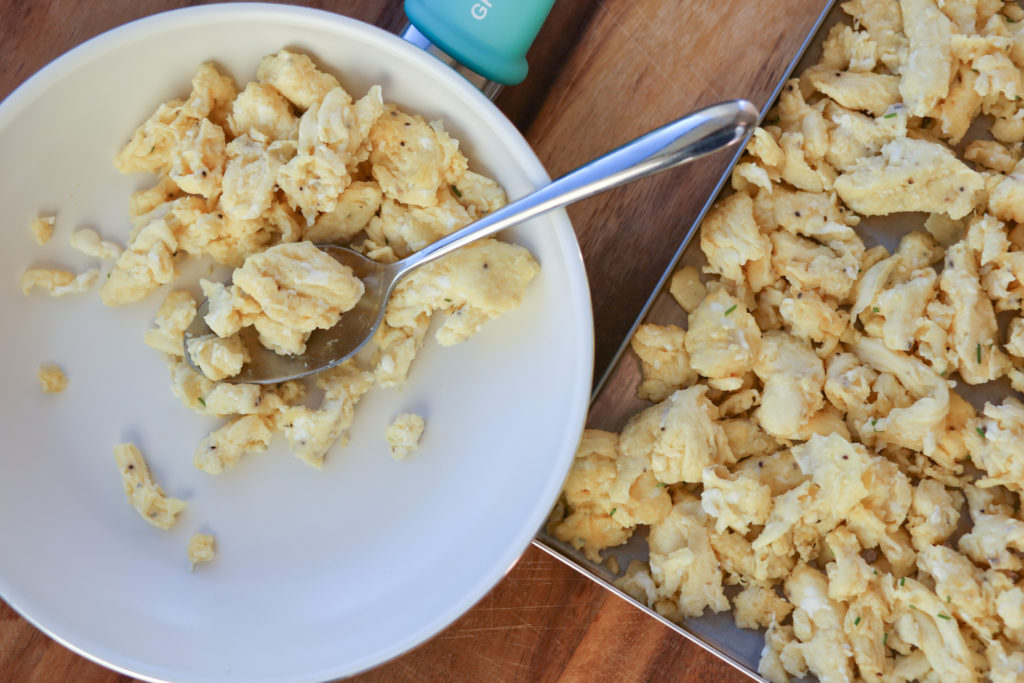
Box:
xmin=404 ymin=0 xmax=554 ymax=85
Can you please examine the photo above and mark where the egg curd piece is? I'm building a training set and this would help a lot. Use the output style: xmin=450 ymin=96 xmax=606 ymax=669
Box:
xmin=834 ymin=137 xmax=984 ymax=220
xmin=684 ymin=286 xmax=760 ymax=390
xmin=231 ymin=241 xmax=364 ymax=339
xmin=114 ymin=442 xmax=186 ymax=530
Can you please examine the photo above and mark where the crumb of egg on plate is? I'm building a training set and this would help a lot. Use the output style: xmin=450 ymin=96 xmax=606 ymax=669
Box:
xmin=114 ymin=443 xmax=186 ymax=530
xmin=187 ymin=533 xmax=216 ymax=570
xmin=548 ymin=1 xmax=1024 ymax=681
xmin=36 ymin=363 xmax=67 ymax=393
xmin=30 ymin=214 xmax=54 ymax=245
xmin=386 ymin=413 xmax=425 ymax=460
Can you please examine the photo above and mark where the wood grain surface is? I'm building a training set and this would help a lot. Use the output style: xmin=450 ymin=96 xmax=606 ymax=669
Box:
xmin=0 ymin=1 xmax=827 ymax=680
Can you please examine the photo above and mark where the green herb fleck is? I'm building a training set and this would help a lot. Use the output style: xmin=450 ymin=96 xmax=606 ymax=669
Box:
xmin=947 ymin=595 xmax=952 ymax=603
xmin=444 ymin=297 xmax=453 ymax=303
xmin=972 ymin=68 xmax=980 ymax=74
xmin=106 ymin=272 xmax=111 ymax=279
xmin=939 ymin=369 xmax=946 ymax=376
xmin=883 ymin=112 xmax=898 ymax=119
xmin=450 ymin=184 xmax=462 ymax=198
xmin=976 ymin=343 xmax=982 ymax=364
xmin=872 ymin=306 xmax=880 ymax=313
xmin=854 ymin=616 xmax=862 ymax=626
xmin=937 ymin=613 xmax=951 ymax=620
xmin=873 ymin=569 xmax=879 ymax=576
xmin=1006 ymin=15 xmax=1018 ymax=22
xmin=198 ymin=397 xmax=206 ymax=407
xmin=724 ymin=304 xmax=737 ymax=315
xmin=883 ymin=633 xmax=889 ymax=645
xmin=909 ymin=604 xmax=917 ymax=610
xmin=610 ymin=508 xmax=617 ymax=516
xmin=977 ymin=426 xmax=987 ymax=438
xmin=900 ymin=577 xmax=906 ymax=587
xmin=657 ymin=482 xmax=669 ymax=488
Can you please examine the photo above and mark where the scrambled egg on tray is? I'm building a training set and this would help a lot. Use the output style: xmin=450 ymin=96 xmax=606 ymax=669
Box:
xmin=549 ymin=1 xmax=1024 ymax=681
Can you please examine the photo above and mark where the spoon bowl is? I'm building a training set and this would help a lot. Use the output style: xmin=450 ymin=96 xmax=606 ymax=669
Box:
xmin=185 ymin=99 xmax=759 ymax=383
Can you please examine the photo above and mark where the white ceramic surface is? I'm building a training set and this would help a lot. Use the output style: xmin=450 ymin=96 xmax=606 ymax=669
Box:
xmin=0 ymin=5 xmax=592 ymax=681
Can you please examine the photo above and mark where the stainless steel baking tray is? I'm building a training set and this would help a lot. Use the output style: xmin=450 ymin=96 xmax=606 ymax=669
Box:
xmin=532 ymin=1 xmax=848 ymax=679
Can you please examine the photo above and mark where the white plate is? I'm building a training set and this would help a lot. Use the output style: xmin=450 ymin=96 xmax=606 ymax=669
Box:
xmin=0 ymin=5 xmax=592 ymax=681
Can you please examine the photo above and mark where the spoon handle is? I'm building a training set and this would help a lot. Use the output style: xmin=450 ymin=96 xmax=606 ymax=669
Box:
xmin=394 ymin=99 xmax=758 ymax=278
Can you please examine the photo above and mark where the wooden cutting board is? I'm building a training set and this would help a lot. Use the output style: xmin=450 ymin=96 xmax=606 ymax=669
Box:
xmin=0 ymin=1 xmax=827 ymax=680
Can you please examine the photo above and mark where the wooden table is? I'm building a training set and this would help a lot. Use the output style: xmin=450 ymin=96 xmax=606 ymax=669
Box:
xmin=0 ymin=1 xmax=827 ymax=680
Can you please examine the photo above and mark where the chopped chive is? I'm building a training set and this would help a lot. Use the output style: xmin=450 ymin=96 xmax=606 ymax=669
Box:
xmin=872 ymin=306 xmax=880 ymax=313
xmin=198 ymin=397 xmax=206 ymax=407
xmin=450 ymin=184 xmax=462 ymax=198
xmin=900 ymin=577 xmax=906 ymax=587
xmin=1006 ymin=15 xmax=1018 ymax=22
xmin=939 ymin=369 xmax=946 ymax=376
xmin=873 ymin=569 xmax=879 ymax=576
xmin=854 ymin=616 xmax=861 ymax=626
xmin=444 ymin=297 xmax=453 ymax=303
xmin=610 ymin=508 xmax=617 ymax=516
xmin=976 ymin=426 xmax=987 ymax=438
xmin=937 ymin=613 xmax=951 ymax=620
xmin=883 ymin=633 xmax=889 ymax=645
xmin=657 ymin=482 xmax=669 ymax=488
xmin=724 ymin=304 xmax=737 ymax=315
xmin=976 ymin=343 xmax=982 ymax=363
xmin=972 ymin=68 xmax=980 ymax=74
xmin=909 ymin=604 xmax=917 ymax=610
xmin=947 ymin=595 xmax=951 ymax=603
xmin=882 ymin=112 xmax=898 ymax=119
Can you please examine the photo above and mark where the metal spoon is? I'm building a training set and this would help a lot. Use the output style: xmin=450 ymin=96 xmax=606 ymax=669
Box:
xmin=184 ymin=99 xmax=759 ymax=383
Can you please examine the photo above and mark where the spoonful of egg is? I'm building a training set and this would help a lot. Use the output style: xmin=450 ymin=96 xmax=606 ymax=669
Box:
xmin=184 ymin=99 xmax=759 ymax=383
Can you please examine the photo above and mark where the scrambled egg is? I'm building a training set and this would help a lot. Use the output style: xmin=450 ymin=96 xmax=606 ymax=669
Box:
xmin=114 ymin=442 xmax=186 ymax=529
xmin=548 ymin=3 xmax=1024 ymax=681
xmin=69 ymin=228 xmax=123 ymax=260
xmin=21 ymin=268 xmax=99 ymax=296
xmin=22 ymin=49 xmax=541 ymax=564
xmin=31 ymin=214 xmax=54 ymax=245
xmin=385 ymin=413 xmax=425 ymax=460
xmin=187 ymin=533 xmax=216 ymax=570
xmin=37 ymin=363 xmax=67 ymax=393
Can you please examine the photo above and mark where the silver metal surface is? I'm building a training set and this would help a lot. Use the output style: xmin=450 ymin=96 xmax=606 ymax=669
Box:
xmin=184 ymin=100 xmax=758 ymax=383
xmin=400 ymin=24 xmax=503 ymax=100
